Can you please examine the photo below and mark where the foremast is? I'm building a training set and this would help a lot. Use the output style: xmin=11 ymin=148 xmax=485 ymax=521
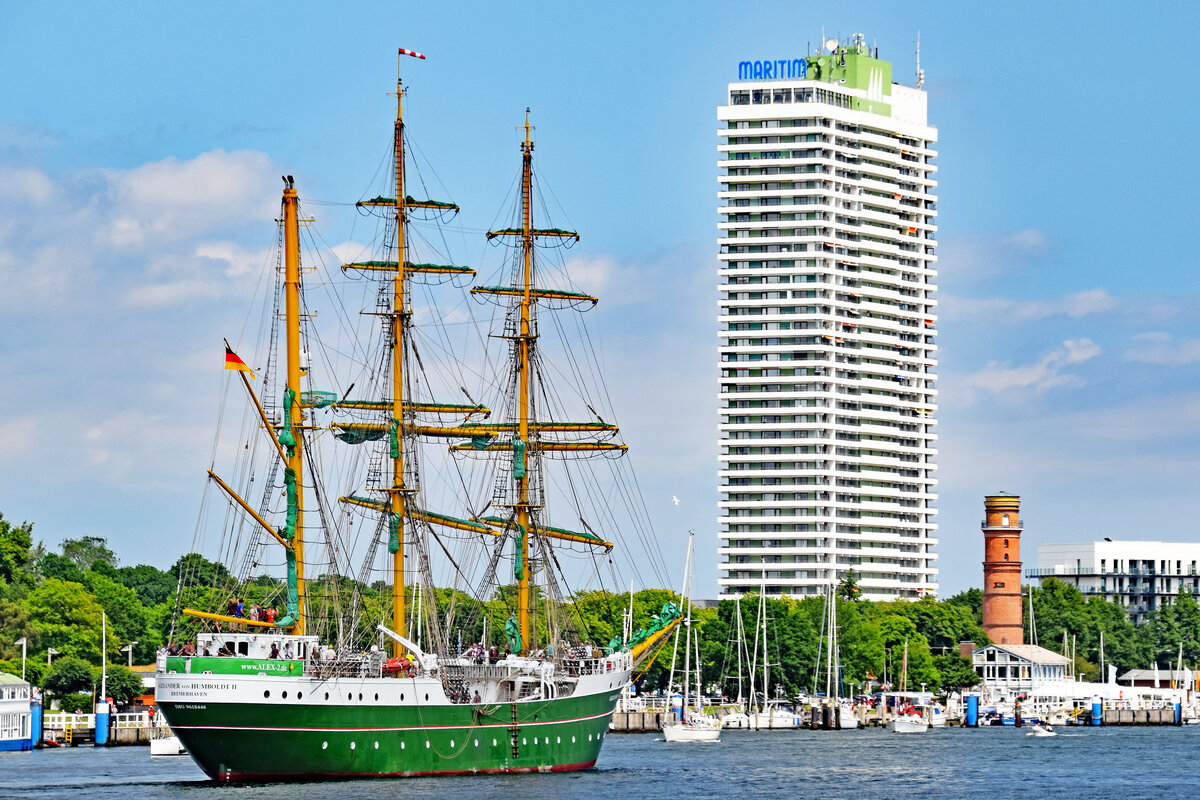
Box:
xmin=389 ymin=81 xmax=409 ymax=646
xmin=281 ymin=177 xmax=306 ymax=634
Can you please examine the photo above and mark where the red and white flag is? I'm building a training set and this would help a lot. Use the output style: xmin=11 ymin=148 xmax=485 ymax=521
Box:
xmin=398 ymin=48 xmax=426 ymax=60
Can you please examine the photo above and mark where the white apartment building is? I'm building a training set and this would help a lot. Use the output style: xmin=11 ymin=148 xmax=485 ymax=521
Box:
xmin=1030 ymin=541 xmax=1200 ymax=624
xmin=716 ymin=35 xmax=939 ymax=601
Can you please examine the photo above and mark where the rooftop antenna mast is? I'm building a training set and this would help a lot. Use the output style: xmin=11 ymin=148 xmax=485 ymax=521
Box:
xmin=915 ymin=32 xmax=925 ymax=89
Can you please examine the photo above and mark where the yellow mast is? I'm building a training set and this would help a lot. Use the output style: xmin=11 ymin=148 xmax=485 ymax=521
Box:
xmin=282 ymin=177 xmax=306 ymax=634
xmin=391 ymin=81 xmax=408 ymax=647
xmin=515 ymin=112 xmax=534 ymax=654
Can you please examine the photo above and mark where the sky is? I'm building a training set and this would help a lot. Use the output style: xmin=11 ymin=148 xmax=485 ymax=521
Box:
xmin=3 ymin=1 xmax=1200 ymax=599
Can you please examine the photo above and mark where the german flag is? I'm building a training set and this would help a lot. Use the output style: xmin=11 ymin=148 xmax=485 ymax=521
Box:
xmin=224 ymin=345 xmax=255 ymax=380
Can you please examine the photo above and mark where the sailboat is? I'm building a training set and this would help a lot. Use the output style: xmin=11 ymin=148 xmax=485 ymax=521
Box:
xmin=153 ymin=66 xmax=680 ymax=781
xmin=662 ymin=532 xmax=720 ymax=742
xmin=815 ymin=585 xmax=858 ymax=730
xmin=887 ymin=640 xmax=929 ymax=733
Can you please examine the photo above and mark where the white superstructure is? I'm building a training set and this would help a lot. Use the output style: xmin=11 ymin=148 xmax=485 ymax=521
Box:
xmin=1031 ymin=541 xmax=1200 ymax=623
xmin=717 ymin=36 xmax=939 ymax=601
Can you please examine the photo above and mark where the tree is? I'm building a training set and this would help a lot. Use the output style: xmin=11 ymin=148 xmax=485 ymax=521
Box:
xmin=838 ymin=569 xmax=861 ymax=602
xmin=932 ymin=653 xmax=980 ymax=691
xmin=25 ymin=578 xmax=109 ymax=661
xmin=103 ymin=664 xmax=145 ymax=705
xmin=61 ymin=536 xmax=117 ymax=571
xmin=0 ymin=512 xmax=34 ymax=585
xmin=44 ymin=655 xmax=94 ymax=696
xmin=115 ymin=564 xmax=177 ymax=607
xmin=38 ymin=552 xmax=84 ymax=585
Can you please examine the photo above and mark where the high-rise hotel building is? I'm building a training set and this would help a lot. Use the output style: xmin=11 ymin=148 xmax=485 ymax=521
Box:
xmin=717 ymin=35 xmax=939 ymax=601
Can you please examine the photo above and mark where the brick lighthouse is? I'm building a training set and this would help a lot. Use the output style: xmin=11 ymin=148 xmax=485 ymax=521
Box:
xmin=981 ymin=492 xmax=1023 ymax=645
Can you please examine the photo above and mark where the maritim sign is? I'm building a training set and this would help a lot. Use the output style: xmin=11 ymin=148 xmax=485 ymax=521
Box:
xmin=739 ymin=59 xmax=807 ymax=81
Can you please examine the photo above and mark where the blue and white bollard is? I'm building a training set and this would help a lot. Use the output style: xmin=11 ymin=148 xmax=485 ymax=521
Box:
xmin=94 ymin=700 xmax=109 ymax=746
xmin=966 ymin=694 xmax=979 ymax=727
xmin=1091 ymin=697 xmax=1102 ymax=726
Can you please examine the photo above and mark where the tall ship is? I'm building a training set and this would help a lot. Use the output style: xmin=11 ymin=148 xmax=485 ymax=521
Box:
xmin=155 ymin=62 xmax=678 ymax=780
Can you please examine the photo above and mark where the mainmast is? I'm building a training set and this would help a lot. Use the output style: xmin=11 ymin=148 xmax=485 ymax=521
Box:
xmin=390 ymin=80 xmax=409 ymax=645
xmin=282 ymin=177 xmax=306 ymax=634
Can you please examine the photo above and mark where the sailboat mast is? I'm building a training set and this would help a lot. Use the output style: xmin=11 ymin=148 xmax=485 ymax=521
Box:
xmin=514 ymin=112 xmax=535 ymax=654
xmin=282 ymin=178 xmax=306 ymax=634
xmin=390 ymin=81 xmax=409 ymax=645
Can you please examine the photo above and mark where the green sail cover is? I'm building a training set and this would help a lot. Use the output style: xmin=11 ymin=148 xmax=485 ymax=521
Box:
xmin=513 ymin=523 xmax=526 ymax=581
xmin=389 ymin=419 xmax=400 ymax=459
xmin=512 ymin=437 xmax=527 ymax=480
xmin=274 ymin=547 xmax=300 ymax=627
xmin=504 ymin=614 xmax=522 ymax=654
xmin=334 ymin=428 xmax=386 ymax=445
xmin=388 ymin=512 xmax=401 ymax=554
xmin=624 ymin=602 xmax=682 ymax=649
xmin=281 ymin=468 xmax=297 ymax=540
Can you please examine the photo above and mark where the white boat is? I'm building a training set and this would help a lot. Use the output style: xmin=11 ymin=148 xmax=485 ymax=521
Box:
xmin=1027 ymin=722 xmax=1057 ymax=737
xmin=660 ymin=534 xmax=720 ymax=743
xmin=889 ymin=712 xmax=930 ymax=733
xmin=662 ymin=715 xmax=721 ymax=742
xmin=149 ymin=733 xmax=187 ymax=756
xmin=927 ymin=704 xmax=947 ymax=727
xmin=838 ymin=701 xmax=861 ymax=729
xmin=721 ymin=710 xmax=750 ymax=729
xmin=814 ymin=585 xmax=859 ymax=730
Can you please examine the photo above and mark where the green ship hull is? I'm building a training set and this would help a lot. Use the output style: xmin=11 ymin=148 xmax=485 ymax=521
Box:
xmin=159 ymin=676 xmax=620 ymax=780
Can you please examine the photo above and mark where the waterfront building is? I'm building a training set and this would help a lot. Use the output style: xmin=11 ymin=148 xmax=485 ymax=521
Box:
xmin=981 ymin=492 xmax=1024 ymax=645
xmin=0 ymin=673 xmax=32 ymax=751
xmin=971 ymin=643 xmax=1070 ymax=705
xmin=716 ymin=34 xmax=940 ymax=601
xmin=1028 ymin=540 xmax=1200 ymax=624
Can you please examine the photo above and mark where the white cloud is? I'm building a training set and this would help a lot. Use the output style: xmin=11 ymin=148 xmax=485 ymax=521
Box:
xmin=100 ymin=149 xmax=278 ymax=248
xmin=1123 ymin=332 xmax=1200 ymax=366
xmin=941 ymin=288 xmax=1118 ymax=323
xmin=963 ymin=338 xmax=1101 ymax=396
xmin=0 ymin=166 xmax=54 ymax=205
xmin=938 ymin=228 xmax=1049 ymax=281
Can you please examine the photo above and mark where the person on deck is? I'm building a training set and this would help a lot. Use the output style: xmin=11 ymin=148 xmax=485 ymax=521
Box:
xmin=269 ymin=643 xmax=280 ymax=659
xmin=284 ymin=642 xmax=294 ymax=659
xmin=266 ymin=607 xmax=277 ymax=625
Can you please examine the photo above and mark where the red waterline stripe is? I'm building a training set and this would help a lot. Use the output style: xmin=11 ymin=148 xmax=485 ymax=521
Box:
xmin=215 ymin=759 xmax=597 ymax=782
xmin=173 ymin=709 xmax=613 ymax=734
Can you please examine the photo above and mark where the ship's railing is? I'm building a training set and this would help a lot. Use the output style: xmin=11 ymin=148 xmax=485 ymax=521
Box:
xmin=305 ymin=653 xmax=379 ymax=679
xmin=562 ymin=657 xmax=610 ymax=676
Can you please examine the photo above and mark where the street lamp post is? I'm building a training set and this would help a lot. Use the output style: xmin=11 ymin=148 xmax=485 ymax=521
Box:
xmin=47 ymin=647 xmax=59 ymax=665
xmin=14 ymin=637 xmax=27 ymax=680
xmin=121 ymin=641 xmax=138 ymax=668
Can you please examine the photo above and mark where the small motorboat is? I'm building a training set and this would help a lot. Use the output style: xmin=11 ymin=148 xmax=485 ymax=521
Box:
xmin=1027 ymin=722 xmax=1057 ymax=737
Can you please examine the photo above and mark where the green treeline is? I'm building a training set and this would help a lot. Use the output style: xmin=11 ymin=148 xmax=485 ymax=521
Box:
xmin=4 ymin=511 xmax=1200 ymax=705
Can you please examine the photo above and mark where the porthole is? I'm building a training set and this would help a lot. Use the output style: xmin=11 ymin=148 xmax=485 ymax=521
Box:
xmin=450 ymin=739 xmax=455 ymax=747
xmin=401 ymin=741 xmax=406 ymax=750
xmin=263 ymin=690 xmax=270 ymax=699
xmin=492 ymin=738 xmax=498 ymax=746
xmin=297 ymin=692 xmax=303 ymax=700
xmin=557 ymin=736 xmax=561 ymax=744
xmin=533 ymin=737 xmax=538 ymax=744
xmin=358 ymin=693 xmax=363 ymax=701
xmin=425 ymin=693 xmax=429 ymax=701
xmin=572 ymin=736 xmax=576 ymax=743
xmin=425 ymin=741 xmax=430 ymax=749
xmin=400 ymin=693 xmax=405 ymax=701
xmin=350 ymin=742 xmax=356 ymax=750
xmin=324 ymin=692 xmax=329 ymax=700
xmin=348 ymin=693 xmax=353 ymax=701
xmin=474 ymin=739 xmax=479 ymax=747
xmin=374 ymin=693 xmax=379 ymax=701
xmin=522 ymin=737 xmax=527 ymax=745
xmin=281 ymin=691 xmax=288 ymax=699
xmin=374 ymin=741 xmax=379 ymax=749
xmin=322 ymin=741 xmax=328 ymax=749
xmin=588 ymin=734 xmax=592 ymax=741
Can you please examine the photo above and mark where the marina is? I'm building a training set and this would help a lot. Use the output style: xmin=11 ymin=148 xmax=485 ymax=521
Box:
xmin=3 ymin=726 xmax=1200 ymax=799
